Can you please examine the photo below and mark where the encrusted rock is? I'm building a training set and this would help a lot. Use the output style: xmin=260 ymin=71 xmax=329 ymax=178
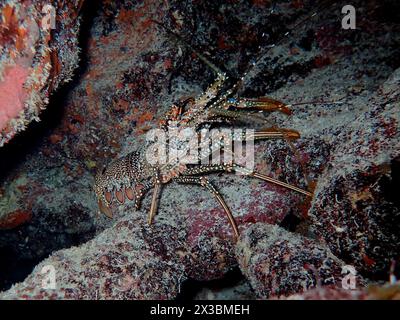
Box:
xmin=235 ymin=223 xmax=364 ymax=298
xmin=0 ymin=211 xmax=234 ymax=299
xmin=0 ymin=0 xmax=84 ymax=147
xmin=286 ymin=282 xmax=400 ymax=300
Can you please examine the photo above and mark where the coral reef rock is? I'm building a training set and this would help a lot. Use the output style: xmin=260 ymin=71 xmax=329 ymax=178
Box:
xmin=0 ymin=0 xmax=84 ymax=147
xmin=0 ymin=211 xmax=236 ymax=299
xmin=236 ymin=223 xmax=364 ymax=298
xmin=286 ymin=282 xmax=400 ymax=300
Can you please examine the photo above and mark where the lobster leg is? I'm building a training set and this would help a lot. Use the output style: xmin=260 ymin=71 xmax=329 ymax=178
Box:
xmin=148 ymin=170 xmax=163 ymax=225
xmin=228 ymin=97 xmax=292 ymax=115
xmin=204 ymin=107 xmax=312 ymax=189
xmin=148 ymin=183 xmax=162 ymax=225
xmin=247 ymin=128 xmax=300 ymax=140
xmin=208 ymin=107 xmax=295 ymax=129
xmin=174 ymin=176 xmax=240 ymax=238
xmin=236 ymin=165 xmax=313 ymax=196
xmin=181 ymin=163 xmax=313 ymax=197
xmin=207 ymin=108 xmax=300 ymax=144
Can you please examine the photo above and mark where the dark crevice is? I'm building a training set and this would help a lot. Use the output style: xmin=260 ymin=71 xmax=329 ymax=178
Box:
xmin=0 ymin=247 xmax=43 ymax=291
xmin=280 ymin=212 xmax=303 ymax=232
xmin=176 ymin=267 xmax=250 ymax=301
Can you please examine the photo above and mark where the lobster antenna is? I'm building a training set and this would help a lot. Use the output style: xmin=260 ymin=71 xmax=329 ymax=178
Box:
xmin=155 ymin=0 xmax=335 ymax=88
xmin=152 ymin=20 xmax=226 ymax=77
xmin=286 ymin=100 xmax=344 ymax=107
xmin=237 ymin=0 xmax=336 ymax=194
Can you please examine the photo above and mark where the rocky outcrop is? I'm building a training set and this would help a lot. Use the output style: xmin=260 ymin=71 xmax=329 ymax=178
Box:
xmin=0 ymin=0 xmax=84 ymax=147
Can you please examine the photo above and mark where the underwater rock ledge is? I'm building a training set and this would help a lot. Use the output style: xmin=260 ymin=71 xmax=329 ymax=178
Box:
xmin=0 ymin=211 xmax=237 ymax=299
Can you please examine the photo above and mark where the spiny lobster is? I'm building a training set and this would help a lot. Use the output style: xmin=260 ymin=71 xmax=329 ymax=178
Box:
xmin=94 ymin=23 xmax=316 ymax=239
